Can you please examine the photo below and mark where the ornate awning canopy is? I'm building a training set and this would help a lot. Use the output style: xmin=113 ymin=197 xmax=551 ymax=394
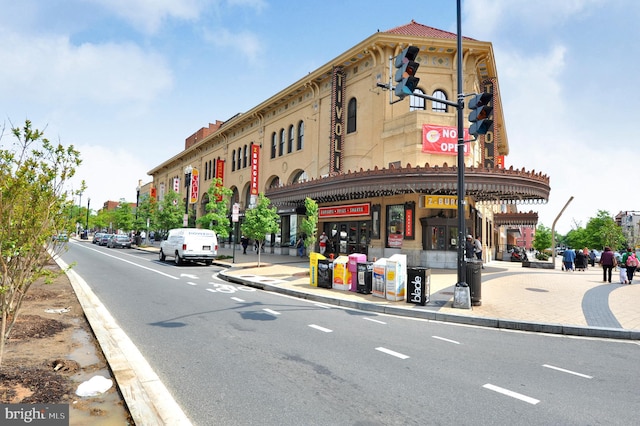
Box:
xmin=494 ymin=211 xmax=540 ymax=227
xmin=266 ymin=163 xmax=550 ymax=209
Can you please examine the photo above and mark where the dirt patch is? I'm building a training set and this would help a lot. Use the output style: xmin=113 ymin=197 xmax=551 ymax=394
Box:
xmin=0 ymin=257 xmax=133 ymax=424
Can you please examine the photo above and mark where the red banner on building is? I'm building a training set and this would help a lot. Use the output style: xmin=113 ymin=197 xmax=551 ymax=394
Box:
xmin=250 ymin=144 xmax=260 ymax=195
xmin=215 ymin=159 xmax=224 ymax=201
xmin=422 ymin=124 xmax=470 ymax=156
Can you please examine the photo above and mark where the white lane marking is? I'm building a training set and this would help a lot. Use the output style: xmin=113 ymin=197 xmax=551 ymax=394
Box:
xmin=309 ymin=324 xmax=333 ymax=333
xmin=363 ymin=317 xmax=387 ymax=324
xmin=263 ymin=308 xmax=281 ymax=316
xmin=543 ymin=364 xmax=593 ymax=379
xmin=231 ymin=297 xmax=245 ymax=302
xmin=313 ymin=303 xmax=332 ymax=309
xmin=185 ymin=281 xmax=197 ymax=286
xmin=432 ymin=336 xmax=460 ymax=344
xmin=375 ymin=347 xmax=410 ymax=359
xmin=483 ymin=384 xmax=540 ymax=405
xmin=76 ymin=244 xmax=179 ymax=279
xmin=180 ymin=273 xmax=199 ymax=279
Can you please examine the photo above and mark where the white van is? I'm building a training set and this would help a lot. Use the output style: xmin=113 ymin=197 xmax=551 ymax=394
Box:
xmin=159 ymin=228 xmax=218 ymax=265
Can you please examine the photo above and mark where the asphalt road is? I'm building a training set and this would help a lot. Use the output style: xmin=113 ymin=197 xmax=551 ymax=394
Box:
xmin=63 ymin=241 xmax=640 ymax=425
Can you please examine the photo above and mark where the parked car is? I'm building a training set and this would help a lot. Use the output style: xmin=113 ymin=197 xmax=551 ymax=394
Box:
xmin=99 ymin=234 xmax=113 ymax=246
xmin=159 ymin=228 xmax=218 ymax=265
xmin=92 ymin=232 xmax=105 ymax=244
xmin=53 ymin=233 xmax=69 ymax=242
xmin=107 ymin=234 xmax=132 ymax=249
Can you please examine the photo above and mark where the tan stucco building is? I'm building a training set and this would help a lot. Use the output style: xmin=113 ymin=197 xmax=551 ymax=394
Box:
xmin=148 ymin=20 xmax=549 ymax=268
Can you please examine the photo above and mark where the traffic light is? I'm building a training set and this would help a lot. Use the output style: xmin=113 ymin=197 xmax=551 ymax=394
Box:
xmin=468 ymin=92 xmax=493 ymax=137
xmin=394 ymin=46 xmax=420 ymax=99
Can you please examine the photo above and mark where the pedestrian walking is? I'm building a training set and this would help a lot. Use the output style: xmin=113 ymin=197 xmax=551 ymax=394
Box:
xmin=473 ymin=236 xmax=484 ymax=268
xmin=562 ymin=248 xmax=576 ymax=271
xmin=599 ymin=246 xmax=616 ymax=283
xmin=622 ymin=248 xmax=638 ymax=284
xmin=619 ymin=261 xmax=628 ymax=284
xmin=465 ymin=235 xmax=474 ymax=259
xmin=241 ymin=235 xmax=249 ymax=254
xmin=296 ymin=234 xmax=305 ymax=257
xmin=319 ymin=232 xmax=328 ymax=255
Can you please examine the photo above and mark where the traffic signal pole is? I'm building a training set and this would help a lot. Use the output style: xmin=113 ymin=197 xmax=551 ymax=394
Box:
xmin=377 ymin=0 xmax=471 ymax=298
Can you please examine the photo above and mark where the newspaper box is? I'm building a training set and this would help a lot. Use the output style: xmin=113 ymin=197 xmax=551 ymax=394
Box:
xmin=309 ymin=252 xmax=326 ymax=287
xmin=372 ymin=258 xmax=387 ymax=298
xmin=385 ymin=254 xmax=407 ymax=301
xmin=406 ymin=267 xmax=430 ymax=306
xmin=332 ymin=256 xmax=350 ymax=291
xmin=348 ymin=253 xmax=367 ymax=292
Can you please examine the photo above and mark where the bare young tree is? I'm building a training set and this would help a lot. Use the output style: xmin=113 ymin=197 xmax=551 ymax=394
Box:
xmin=0 ymin=120 xmax=81 ymax=368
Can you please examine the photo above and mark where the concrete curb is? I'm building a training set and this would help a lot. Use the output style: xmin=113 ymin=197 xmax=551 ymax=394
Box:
xmin=219 ymin=268 xmax=640 ymax=340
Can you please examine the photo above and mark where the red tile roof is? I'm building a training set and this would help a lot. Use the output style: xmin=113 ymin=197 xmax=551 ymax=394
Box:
xmin=385 ymin=19 xmax=475 ymax=41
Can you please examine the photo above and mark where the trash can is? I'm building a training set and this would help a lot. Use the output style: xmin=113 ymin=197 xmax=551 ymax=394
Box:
xmin=356 ymin=262 xmax=373 ymax=294
xmin=81 ymin=230 xmax=88 ymax=240
xmin=317 ymin=259 xmax=333 ymax=289
xmin=406 ymin=267 xmax=430 ymax=306
xmin=465 ymin=260 xmax=482 ymax=306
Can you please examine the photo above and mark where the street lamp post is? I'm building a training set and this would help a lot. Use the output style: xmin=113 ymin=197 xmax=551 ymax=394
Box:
xmin=86 ymin=198 xmax=90 ymax=233
xmin=135 ymin=184 xmax=141 ymax=221
xmin=184 ymin=165 xmax=193 ymax=227
xmin=78 ymin=191 xmax=82 ymax=235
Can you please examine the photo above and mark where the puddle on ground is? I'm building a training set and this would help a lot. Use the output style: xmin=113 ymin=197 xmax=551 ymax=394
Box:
xmin=67 ymin=323 xmax=132 ymax=425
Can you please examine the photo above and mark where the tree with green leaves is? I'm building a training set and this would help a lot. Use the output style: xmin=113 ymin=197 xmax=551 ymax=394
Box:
xmin=196 ymin=178 xmax=233 ymax=238
xmin=134 ymin=193 xmax=156 ymax=235
xmin=113 ymin=198 xmax=135 ymax=233
xmin=241 ymin=193 xmax=279 ymax=267
xmin=300 ymin=197 xmax=319 ymax=252
xmin=532 ymin=224 xmax=552 ymax=260
xmin=0 ymin=120 xmax=81 ymax=368
xmin=583 ymin=210 xmax=625 ymax=251
xmin=154 ymin=190 xmax=184 ymax=238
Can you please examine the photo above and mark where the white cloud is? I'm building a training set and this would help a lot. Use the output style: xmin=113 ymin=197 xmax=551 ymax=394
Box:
xmin=202 ymin=27 xmax=264 ymax=63
xmin=0 ymin=29 xmax=173 ymax=107
xmin=86 ymin=0 xmax=206 ymax=34
xmin=70 ymin=144 xmax=152 ymax=209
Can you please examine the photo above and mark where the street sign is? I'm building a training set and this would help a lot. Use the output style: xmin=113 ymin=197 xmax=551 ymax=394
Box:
xmin=232 ymin=203 xmax=239 ymax=223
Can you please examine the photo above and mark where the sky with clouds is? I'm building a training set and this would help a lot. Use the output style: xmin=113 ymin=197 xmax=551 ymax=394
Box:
xmin=0 ymin=0 xmax=636 ymax=234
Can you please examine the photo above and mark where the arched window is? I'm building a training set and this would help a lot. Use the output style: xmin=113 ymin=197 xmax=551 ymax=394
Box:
xmin=410 ymin=88 xmax=426 ymax=111
xmin=292 ymin=170 xmax=308 ymax=184
xmin=271 ymin=132 xmax=276 ymax=159
xmin=231 ymin=149 xmax=236 ymax=171
xmin=287 ymin=125 xmax=294 ymax=153
xmin=236 ymin=148 xmax=242 ymax=169
xmin=269 ymin=177 xmax=280 ymax=188
xmin=297 ymin=121 xmax=304 ymax=150
xmin=432 ymin=90 xmax=448 ymax=113
xmin=279 ymin=128 xmax=285 ymax=156
xmin=243 ymin=145 xmax=248 ymax=168
xmin=347 ymin=97 xmax=357 ymax=133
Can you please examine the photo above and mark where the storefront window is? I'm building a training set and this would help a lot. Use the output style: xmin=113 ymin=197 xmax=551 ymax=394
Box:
xmin=386 ymin=204 xmax=404 ymax=248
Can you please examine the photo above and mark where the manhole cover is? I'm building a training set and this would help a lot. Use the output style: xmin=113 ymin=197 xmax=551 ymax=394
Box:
xmin=440 ymin=291 xmax=454 ymax=296
xmin=429 ymin=300 xmax=448 ymax=306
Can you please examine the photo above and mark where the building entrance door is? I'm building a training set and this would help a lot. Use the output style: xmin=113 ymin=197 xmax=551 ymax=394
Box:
xmin=324 ymin=221 xmax=369 ymax=257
